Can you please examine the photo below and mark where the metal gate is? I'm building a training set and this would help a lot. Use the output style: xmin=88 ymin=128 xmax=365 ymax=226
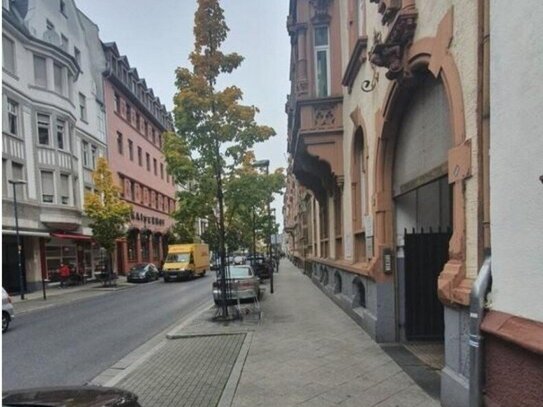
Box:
xmin=404 ymin=228 xmax=450 ymax=341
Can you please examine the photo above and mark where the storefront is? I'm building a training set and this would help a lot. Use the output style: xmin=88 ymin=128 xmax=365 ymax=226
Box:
xmin=44 ymin=233 xmax=104 ymax=281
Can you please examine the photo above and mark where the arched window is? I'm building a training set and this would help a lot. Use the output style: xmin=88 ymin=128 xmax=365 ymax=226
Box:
xmin=334 ymin=271 xmax=342 ymax=294
xmin=353 ymin=279 xmax=366 ymax=308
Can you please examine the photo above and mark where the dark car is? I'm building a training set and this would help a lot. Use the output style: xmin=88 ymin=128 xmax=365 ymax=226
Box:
xmin=127 ymin=263 xmax=159 ymax=283
xmin=245 ymin=255 xmax=272 ymax=279
xmin=3 ymin=386 xmax=141 ymax=406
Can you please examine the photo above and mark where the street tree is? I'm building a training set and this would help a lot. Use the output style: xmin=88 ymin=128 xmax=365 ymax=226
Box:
xmin=84 ymin=157 xmax=132 ymax=285
xmin=165 ymin=0 xmax=275 ymax=317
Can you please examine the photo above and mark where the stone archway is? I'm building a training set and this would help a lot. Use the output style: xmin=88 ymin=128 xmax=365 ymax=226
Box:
xmin=372 ymin=10 xmax=470 ymax=306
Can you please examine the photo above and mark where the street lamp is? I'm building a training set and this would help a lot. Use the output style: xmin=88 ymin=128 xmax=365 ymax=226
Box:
xmin=8 ymin=179 xmax=27 ymax=300
xmin=252 ymin=160 xmax=273 ymax=294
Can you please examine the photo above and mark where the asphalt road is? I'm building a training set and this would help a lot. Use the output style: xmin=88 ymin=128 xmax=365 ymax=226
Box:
xmin=2 ymin=275 xmax=213 ymax=390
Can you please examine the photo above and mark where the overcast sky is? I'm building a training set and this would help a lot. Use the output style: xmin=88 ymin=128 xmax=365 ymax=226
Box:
xmin=77 ymin=0 xmax=290 ymax=228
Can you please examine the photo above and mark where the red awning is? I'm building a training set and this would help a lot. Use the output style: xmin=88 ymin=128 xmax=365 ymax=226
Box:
xmin=50 ymin=232 xmax=93 ymax=241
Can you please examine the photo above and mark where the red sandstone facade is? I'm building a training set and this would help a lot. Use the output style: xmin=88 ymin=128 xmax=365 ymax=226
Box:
xmin=102 ymin=42 xmax=175 ymax=274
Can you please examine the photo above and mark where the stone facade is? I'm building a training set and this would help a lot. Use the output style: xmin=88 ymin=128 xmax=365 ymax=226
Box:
xmin=284 ymin=1 xmax=493 ymax=406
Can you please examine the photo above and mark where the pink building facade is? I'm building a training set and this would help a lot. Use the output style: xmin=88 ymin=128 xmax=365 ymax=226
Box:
xmin=102 ymin=42 xmax=175 ymax=274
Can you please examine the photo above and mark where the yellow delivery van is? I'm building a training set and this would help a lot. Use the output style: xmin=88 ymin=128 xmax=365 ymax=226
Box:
xmin=163 ymin=243 xmax=210 ymax=282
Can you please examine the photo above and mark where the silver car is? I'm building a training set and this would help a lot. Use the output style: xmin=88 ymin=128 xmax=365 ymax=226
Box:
xmin=212 ymin=266 xmax=260 ymax=305
xmin=3 ymin=287 xmax=15 ymax=333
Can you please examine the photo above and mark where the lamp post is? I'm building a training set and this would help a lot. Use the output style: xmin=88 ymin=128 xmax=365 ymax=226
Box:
xmin=8 ymin=179 xmax=27 ymax=300
xmin=252 ymin=160 xmax=273 ymax=294
xmin=271 ymin=208 xmax=277 ymax=272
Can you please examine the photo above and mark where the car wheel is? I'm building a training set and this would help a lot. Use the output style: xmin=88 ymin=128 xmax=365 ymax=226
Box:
xmin=164 ymin=277 xmax=169 ymax=283
xmin=2 ymin=311 xmax=10 ymax=333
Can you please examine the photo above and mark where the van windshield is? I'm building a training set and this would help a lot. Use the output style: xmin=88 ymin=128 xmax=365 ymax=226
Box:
xmin=165 ymin=253 xmax=190 ymax=263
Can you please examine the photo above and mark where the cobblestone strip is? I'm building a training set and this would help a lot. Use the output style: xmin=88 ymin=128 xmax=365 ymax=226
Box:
xmin=116 ymin=334 xmax=246 ymax=407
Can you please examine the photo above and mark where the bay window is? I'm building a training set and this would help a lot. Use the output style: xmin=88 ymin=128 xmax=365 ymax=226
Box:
xmin=314 ymin=26 xmax=330 ymax=97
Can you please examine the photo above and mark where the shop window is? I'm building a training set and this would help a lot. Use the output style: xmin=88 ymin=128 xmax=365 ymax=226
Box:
xmin=127 ymin=233 xmax=137 ymax=261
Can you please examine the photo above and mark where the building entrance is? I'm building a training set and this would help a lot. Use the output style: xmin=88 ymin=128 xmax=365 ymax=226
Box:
xmin=2 ymin=236 xmax=26 ymax=293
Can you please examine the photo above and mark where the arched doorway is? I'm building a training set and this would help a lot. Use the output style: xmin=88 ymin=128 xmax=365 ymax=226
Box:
xmin=393 ymin=71 xmax=452 ymax=341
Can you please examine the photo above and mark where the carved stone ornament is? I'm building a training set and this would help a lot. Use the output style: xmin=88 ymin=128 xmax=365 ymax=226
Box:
xmin=369 ymin=0 xmax=402 ymax=24
xmin=309 ymin=0 xmax=332 ymax=24
xmin=369 ymin=9 xmax=418 ymax=80
xmin=314 ymin=104 xmax=336 ymax=128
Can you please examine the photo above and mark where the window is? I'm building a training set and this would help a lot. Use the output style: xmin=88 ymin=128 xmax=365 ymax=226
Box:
xmin=3 ymin=36 xmax=15 ymax=73
xmin=54 ymin=63 xmax=63 ymax=94
xmin=126 ymin=103 xmax=131 ymax=122
xmin=41 ymin=171 xmax=54 ymax=203
xmin=146 ymin=153 xmax=150 ymax=171
xmin=91 ymin=145 xmax=97 ymax=168
xmin=2 ymin=160 xmax=7 ymax=196
xmin=137 ymin=146 xmax=142 ymax=166
xmin=56 ymin=119 xmax=66 ymax=150
xmin=60 ymin=34 xmax=68 ymax=51
xmin=160 ymin=163 xmax=164 ymax=179
xmin=117 ymin=132 xmax=123 ymax=154
xmin=128 ymin=139 xmax=133 ymax=161
xmin=82 ymin=141 xmax=89 ymax=167
xmin=37 ymin=114 xmax=50 ymax=145
xmin=144 ymin=121 xmax=148 ymax=137
xmin=7 ymin=99 xmax=18 ymax=135
xmin=74 ymin=47 xmax=80 ymax=66
xmin=79 ymin=93 xmax=87 ymax=121
xmin=12 ymin=162 xmax=24 ymax=182
xmin=153 ymin=158 xmax=157 ymax=175
xmin=357 ymin=0 xmax=366 ymax=37
xmin=97 ymin=106 xmax=106 ymax=141
xmin=151 ymin=128 xmax=155 ymax=144
xmin=130 ymin=180 xmax=135 ymax=201
xmin=60 ymin=174 xmax=69 ymax=204
xmin=114 ymin=92 xmax=120 ymax=112
xmin=67 ymin=71 xmax=73 ymax=99
xmin=314 ymin=26 xmax=330 ymax=97
xmin=136 ymin=113 xmax=140 ymax=130
xmin=34 ymin=55 xmax=47 ymax=87
xmin=158 ymin=133 xmax=162 ymax=149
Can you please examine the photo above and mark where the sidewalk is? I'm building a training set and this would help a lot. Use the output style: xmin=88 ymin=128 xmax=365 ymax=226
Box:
xmin=10 ymin=277 xmax=134 ymax=315
xmin=106 ymin=260 xmax=439 ymax=407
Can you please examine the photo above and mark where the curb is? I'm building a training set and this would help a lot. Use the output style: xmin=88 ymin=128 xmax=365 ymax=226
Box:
xmin=217 ymin=331 xmax=254 ymax=407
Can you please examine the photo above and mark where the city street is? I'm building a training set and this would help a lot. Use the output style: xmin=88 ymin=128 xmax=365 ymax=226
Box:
xmin=2 ymin=276 xmax=212 ymax=390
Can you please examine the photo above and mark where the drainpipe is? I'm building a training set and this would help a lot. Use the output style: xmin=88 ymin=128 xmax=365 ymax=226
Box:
xmin=469 ymin=256 xmax=492 ymax=407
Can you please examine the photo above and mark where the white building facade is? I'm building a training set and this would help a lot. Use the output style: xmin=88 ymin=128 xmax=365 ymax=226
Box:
xmin=2 ymin=0 xmax=107 ymax=292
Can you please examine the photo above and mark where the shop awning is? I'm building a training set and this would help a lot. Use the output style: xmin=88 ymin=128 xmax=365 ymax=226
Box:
xmin=50 ymin=232 xmax=93 ymax=241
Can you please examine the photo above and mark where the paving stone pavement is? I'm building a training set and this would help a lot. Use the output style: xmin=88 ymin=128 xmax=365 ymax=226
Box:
xmin=116 ymin=334 xmax=246 ymax=407
xmin=230 ymin=260 xmax=440 ymax=407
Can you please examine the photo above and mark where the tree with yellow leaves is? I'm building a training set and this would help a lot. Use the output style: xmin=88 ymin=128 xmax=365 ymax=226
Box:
xmin=84 ymin=157 xmax=132 ymax=284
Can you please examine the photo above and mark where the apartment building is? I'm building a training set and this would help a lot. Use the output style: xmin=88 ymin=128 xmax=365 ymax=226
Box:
xmin=102 ymin=42 xmax=175 ymax=274
xmin=284 ymin=1 xmax=498 ymax=406
xmin=2 ymin=0 xmax=107 ymax=291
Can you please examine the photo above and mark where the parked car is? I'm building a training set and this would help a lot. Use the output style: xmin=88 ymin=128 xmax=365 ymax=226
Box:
xmin=2 ymin=288 xmax=14 ymax=333
xmin=245 ymin=255 xmax=272 ymax=279
xmin=2 ymin=386 xmax=141 ymax=406
xmin=212 ymin=265 xmax=261 ymax=305
xmin=127 ymin=263 xmax=159 ymax=283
